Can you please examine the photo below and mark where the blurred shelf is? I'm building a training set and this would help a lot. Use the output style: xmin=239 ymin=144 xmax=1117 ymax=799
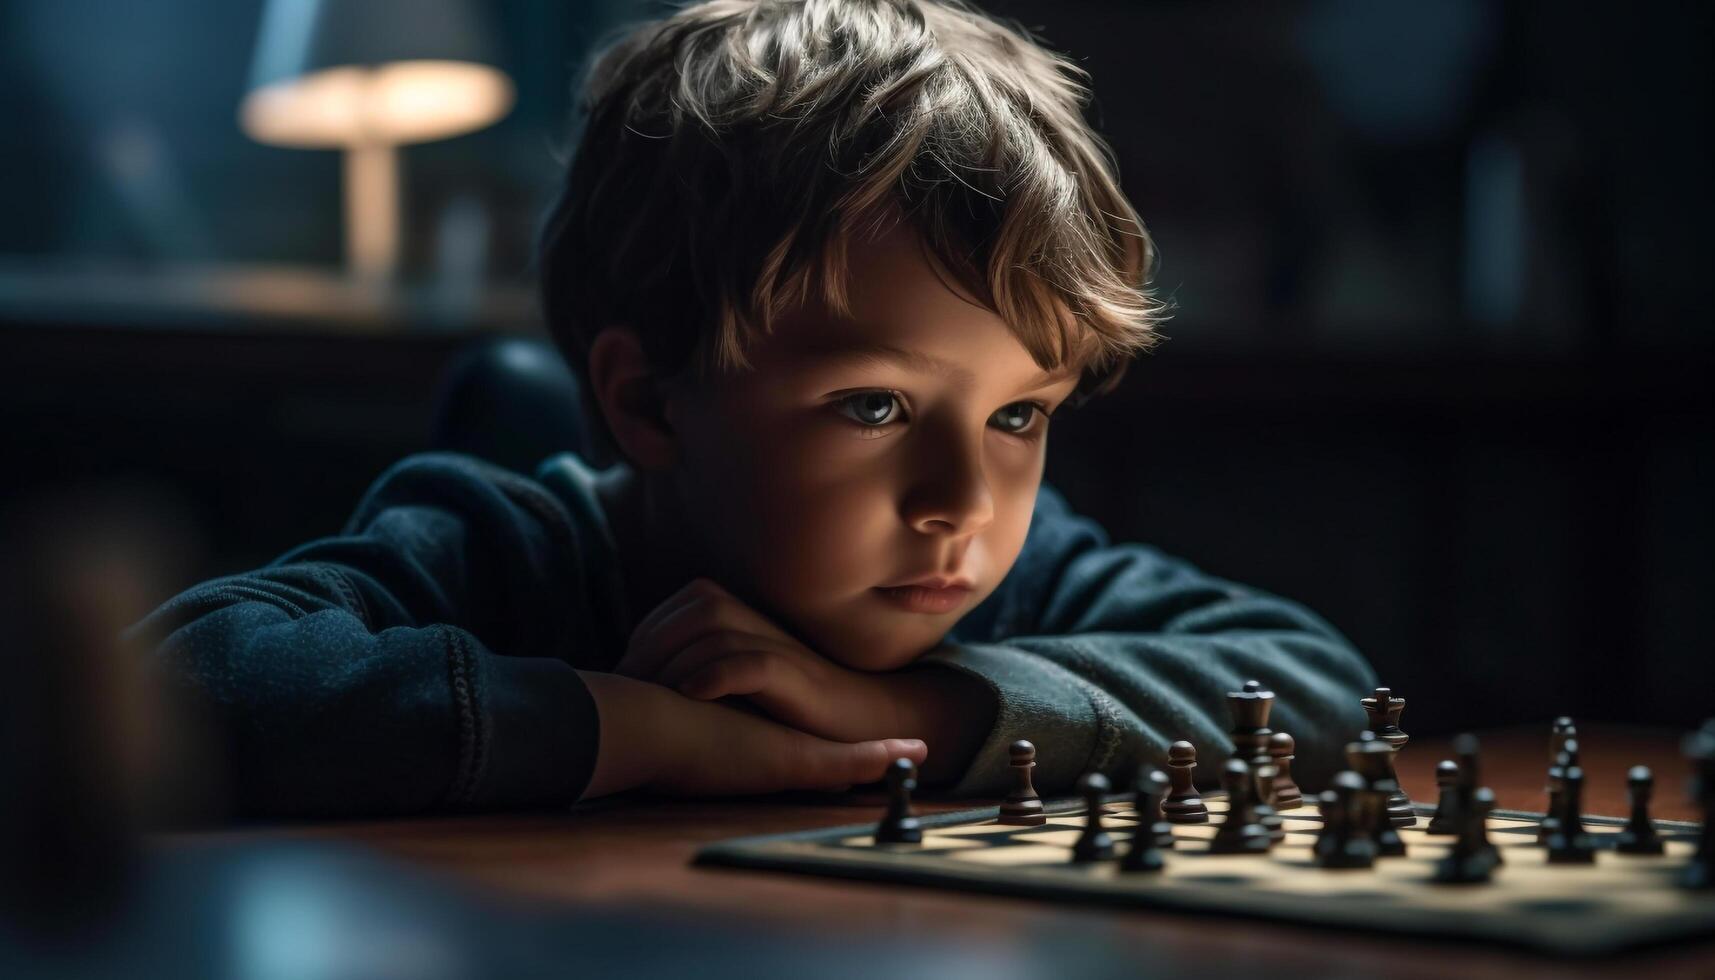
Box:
xmin=0 ymin=258 xmax=542 ymax=335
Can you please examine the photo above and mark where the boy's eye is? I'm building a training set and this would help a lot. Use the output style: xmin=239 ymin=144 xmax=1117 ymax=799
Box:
xmin=832 ymin=392 xmax=1049 ymax=438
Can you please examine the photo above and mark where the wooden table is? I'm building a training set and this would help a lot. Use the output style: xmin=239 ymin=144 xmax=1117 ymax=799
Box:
xmin=176 ymin=724 xmax=1712 ymax=979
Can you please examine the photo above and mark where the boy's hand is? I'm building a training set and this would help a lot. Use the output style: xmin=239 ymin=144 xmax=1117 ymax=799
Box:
xmin=611 ymin=578 xmax=995 ymax=785
xmin=577 ymin=670 xmax=927 ymax=800
xmin=612 ymin=577 xmax=895 ymax=742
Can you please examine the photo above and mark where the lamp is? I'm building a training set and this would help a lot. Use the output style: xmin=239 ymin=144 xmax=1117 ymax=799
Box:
xmin=239 ymin=0 xmax=514 ymax=284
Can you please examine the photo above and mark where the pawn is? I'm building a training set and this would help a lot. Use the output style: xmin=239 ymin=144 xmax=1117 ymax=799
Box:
xmin=1135 ymin=764 xmax=1177 ymax=851
xmin=998 ymin=740 xmax=1047 ymax=826
xmin=1545 ymin=750 xmax=1596 ymax=865
xmin=1252 ymin=759 xmax=1286 ymax=845
xmin=1315 ymin=771 xmax=1377 ymax=869
xmin=1433 ymin=786 xmax=1499 ymax=884
xmin=1266 ymin=732 xmax=1304 ymax=810
xmin=1613 ymin=765 xmax=1664 ymax=856
xmin=1071 ymin=772 xmax=1116 ymax=863
xmin=1453 ymin=733 xmax=1503 ymax=869
xmin=1539 ymin=732 xmax=1578 ymax=845
xmin=1121 ymin=769 xmax=1171 ymax=872
xmin=1162 ymin=740 xmax=1210 ymax=824
xmin=1208 ymin=759 xmax=1271 ymax=855
xmin=873 ymin=758 xmax=922 ymax=844
xmin=1425 ymin=760 xmax=1460 ymax=835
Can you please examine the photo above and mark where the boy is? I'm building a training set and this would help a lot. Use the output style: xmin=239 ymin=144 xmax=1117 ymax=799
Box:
xmin=128 ymin=0 xmax=1375 ymax=817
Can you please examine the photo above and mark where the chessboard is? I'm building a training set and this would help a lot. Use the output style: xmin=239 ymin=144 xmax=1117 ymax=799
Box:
xmin=694 ymin=795 xmax=1710 ymax=955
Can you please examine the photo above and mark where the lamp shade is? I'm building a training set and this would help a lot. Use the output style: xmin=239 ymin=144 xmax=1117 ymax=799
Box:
xmin=240 ymin=0 xmax=513 ymax=148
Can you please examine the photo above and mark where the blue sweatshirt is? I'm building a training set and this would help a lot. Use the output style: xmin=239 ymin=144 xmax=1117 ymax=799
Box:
xmin=126 ymin=451 xmax=1376 ymax=817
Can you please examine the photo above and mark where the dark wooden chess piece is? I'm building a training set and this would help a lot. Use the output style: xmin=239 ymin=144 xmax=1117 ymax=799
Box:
xmin=998 ymin=739 xmax=1047 ymax=826
xmin=1613 ymin=765 xmax=1664 ymax=856
xmin=1346 ymin=732 xmax=1406 ymax=856
xmin=1207 ymin=759 xmax=1271 ymax=855
xmin=1545 ymin=749 xmax=1596 ymax=864
xmin=1315 ymin=771 xmax=1376 ymax=869
xmin=1360 ymin=687 xmax=1415 ymax=827
xmin=1071 ymin=772 xmax=1116 ymax=863
xmin=873 ymin=758 xmax=922 ymax=844
xmin=1251 ymin=756 xmax=1286 ymax=844
xmin=1266 ymin=732 xmax=1303 ymax=810
xmin=1679 ymin=720 xmax=1715 ymax=890
xmin=1121 ymin=768 xmax=1170 ymax=872
xmin=1453 ymin=733 xmax=1502 ymax=868
xmin=1433 ymin=785 xmax=1498 ymax=884
xmin=1226 ymin=679 xmax=1275 ymax=761
xmin=1137 ymin=765 xmax=1176 ymax=850
xmin=1162 ymin=740 xmax=1209 ymax=824
xmin=1425 ymin=759 xmax=1460 ymax=835
xmin=1539 ymin=719 xmax=1577 ymax=844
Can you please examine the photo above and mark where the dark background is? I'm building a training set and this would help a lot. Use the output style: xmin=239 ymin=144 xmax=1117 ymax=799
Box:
xmin=2 ymin=0 xmax=1710 ymax=734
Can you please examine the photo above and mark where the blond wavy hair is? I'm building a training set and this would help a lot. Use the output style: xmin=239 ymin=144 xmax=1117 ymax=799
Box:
xmin=539 ymin=0 xmax=1166 ymax=441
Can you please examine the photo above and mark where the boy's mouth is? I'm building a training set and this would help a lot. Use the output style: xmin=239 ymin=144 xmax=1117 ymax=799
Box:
xmin=872 ymin=583 xmax=971 ymax=614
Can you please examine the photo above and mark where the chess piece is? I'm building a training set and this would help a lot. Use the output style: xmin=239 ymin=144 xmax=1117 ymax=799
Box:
xmin=1266 ymin=732 xmax=1303 ymax=810
xmin=1071 ymin=772 xmax=1116 ymax=863
xmin=1137 ymin=765 xmax=1177 ymax=850
xmin=1360 ymin=687 xmax=1415 ymax=827
xmin=1433 ymin=786 xmax=1498 ymax=884
xmin=873 ymin=758 xmax=922 ymax=844
xmin=1345 ymin=733 xmax=1407 ymax=856
xmin=1539 ymin=735 xmax=1582 ymax=846
xmin=1207 ymin=759 xmax=1271 ymax=855
xmin=1453 ymin=733 xmax=1502 ymax=868
xmin=1613 ymin=765 xmax=1664 ymax=856
xmin=1252 ymin=758 xmax=1286 ymax=845
xmin=1539 ymin=719 xmax=1576 ymax=844
xmin=1679 ymin=720 xmax=1715 ymax=890
xmin=998 ymin=740 xmax=1047 ymax=826
xmin=1315 ymin=771 xmax=1376 ymax=869
xmin=1545 ymin=749 xmax=1596 ymax=864
xmin=1121 ymin=768 xmax=1170 ymax=872
xmin=1162 ymin=740 xmax=1209 ymax=824
xmin=1226 ymin=679 xmax=1275 ymax=761
xmin=1425 ymin=759 xmax=1460 ymax=835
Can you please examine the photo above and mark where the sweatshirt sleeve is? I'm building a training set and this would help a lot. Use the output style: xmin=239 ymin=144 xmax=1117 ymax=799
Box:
xmin=919 ymin=483 xmax=1377 ymax=799
xmin=123 ymin=452 xmax=616 ymax=818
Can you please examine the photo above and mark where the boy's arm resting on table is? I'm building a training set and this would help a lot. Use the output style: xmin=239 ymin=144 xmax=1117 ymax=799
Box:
xmin=124 ymin=453 xmax=606 ymax=818
xmin=913 ymin=484 xmax=1378 ymax=799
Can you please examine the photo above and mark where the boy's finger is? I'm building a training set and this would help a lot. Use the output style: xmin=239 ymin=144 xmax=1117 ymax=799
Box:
xmin=792 ymin=735 xmax=927 ymax=789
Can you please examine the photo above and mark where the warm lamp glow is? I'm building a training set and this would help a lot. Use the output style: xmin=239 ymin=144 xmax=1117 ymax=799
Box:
xmin=240 ymin=59 xmax=513 ymax=148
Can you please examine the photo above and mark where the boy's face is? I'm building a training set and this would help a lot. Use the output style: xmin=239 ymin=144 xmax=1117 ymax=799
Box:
xmin=660 ymin=221 xmax=1083 ymax=672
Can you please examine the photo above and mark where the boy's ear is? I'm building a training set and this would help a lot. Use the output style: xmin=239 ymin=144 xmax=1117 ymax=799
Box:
xmin=586 ymin=326 xmax=679 ymax=471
